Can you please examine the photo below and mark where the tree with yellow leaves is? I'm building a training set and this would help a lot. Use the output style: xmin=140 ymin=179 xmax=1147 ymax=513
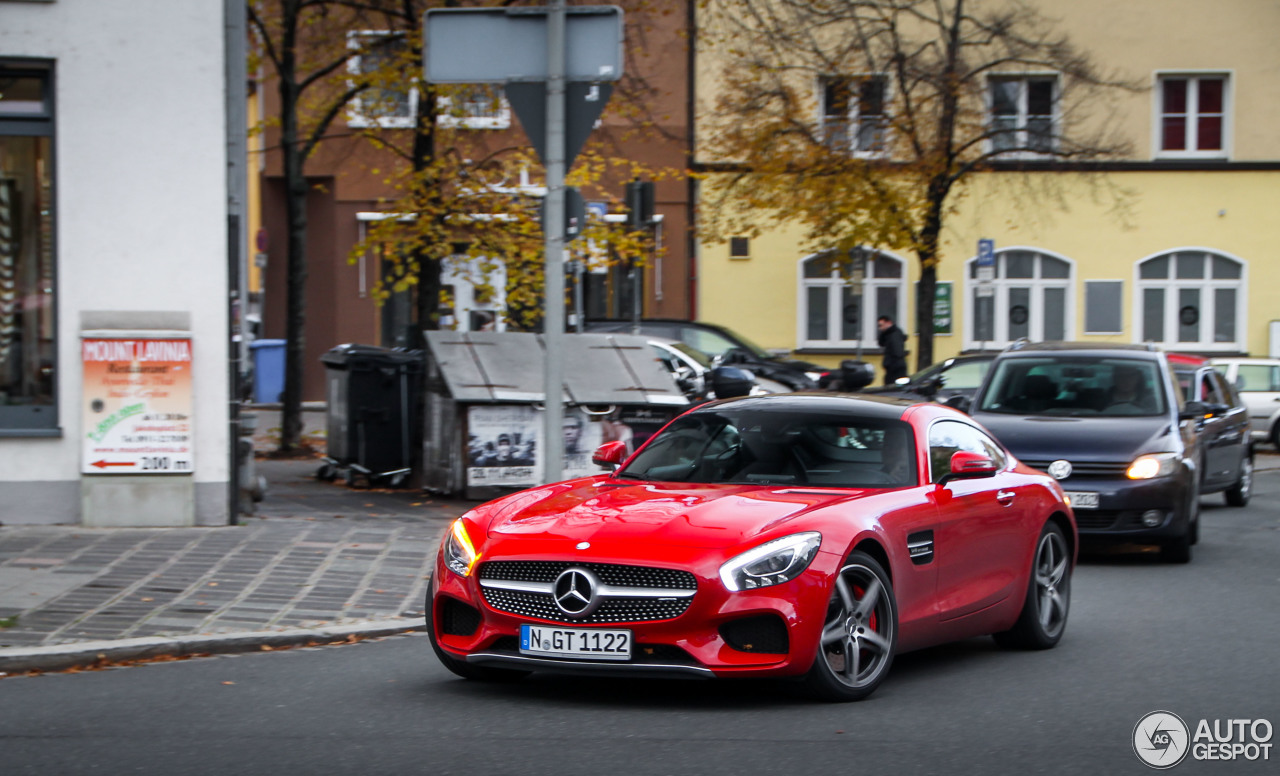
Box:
xmin=697 ymin=0 xmax=1137 ymax=369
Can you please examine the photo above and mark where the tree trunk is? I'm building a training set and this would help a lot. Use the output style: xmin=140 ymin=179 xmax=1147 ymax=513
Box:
xmin=278 ymin=63 xmax=308 ymax=453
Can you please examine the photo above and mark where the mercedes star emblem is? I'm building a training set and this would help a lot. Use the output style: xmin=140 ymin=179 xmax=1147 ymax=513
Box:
xmin=1048 ymin=460 xmax=1072 ymax=480
xmin=553 ymin=567 xmax=601 ymax=617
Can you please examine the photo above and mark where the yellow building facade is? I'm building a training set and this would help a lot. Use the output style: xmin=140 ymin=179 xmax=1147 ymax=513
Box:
xmin=694 ymin=0 xmax=1280 ymax=373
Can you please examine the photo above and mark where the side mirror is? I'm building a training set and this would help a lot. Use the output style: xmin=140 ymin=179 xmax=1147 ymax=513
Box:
xmin=721 ymin=347 xmax=753 ymax=365
xmin=592 ymin=441 xmax=629 ymax=470
xmin=1179 ymin=400 xmax=1209 ymax=421
xmin=710 ymin=365 xmax=756 ymax=399
xmin=918 ymin=375 xmax=944 ymax=398
xmin=894 ymin=376 xmax=910 ymax=386
xmin=938 ymin=450 xmax=998 ymax=485
xmin=943 ymin=395 xmax=971 ymax=413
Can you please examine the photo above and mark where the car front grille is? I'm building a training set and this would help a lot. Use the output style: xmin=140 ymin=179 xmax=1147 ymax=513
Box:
xmin=1022 ymin=460 xmax=1131 ymax=478
xmin=477 ymin=560 xmax=697 ymax=625
xmin=480 ymin=561 xmax=697 ymax=589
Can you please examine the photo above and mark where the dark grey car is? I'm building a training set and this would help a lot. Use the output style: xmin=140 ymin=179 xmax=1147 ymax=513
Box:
xmin=958 ymin=342 xmax=1251 ymax=563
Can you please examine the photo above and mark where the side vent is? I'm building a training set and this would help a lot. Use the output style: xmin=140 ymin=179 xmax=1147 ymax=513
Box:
xmin=907 ymin=530 xmax=935 ymax=566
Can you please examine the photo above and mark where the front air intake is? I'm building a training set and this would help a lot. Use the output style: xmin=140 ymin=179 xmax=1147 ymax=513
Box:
xmin=719 ymin=614 xmax=789 ymax=654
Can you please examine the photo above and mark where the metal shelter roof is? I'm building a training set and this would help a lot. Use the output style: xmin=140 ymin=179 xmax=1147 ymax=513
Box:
xmin=423 ymin=331 xmax=688 ymax=406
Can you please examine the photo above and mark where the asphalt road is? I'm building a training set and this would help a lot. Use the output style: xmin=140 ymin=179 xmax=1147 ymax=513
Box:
xmin=3 ymin=474 xmax=1279 ymax=776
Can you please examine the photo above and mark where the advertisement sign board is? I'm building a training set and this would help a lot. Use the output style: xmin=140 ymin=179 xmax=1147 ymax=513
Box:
xmin=82 ymin=337 xmax=193 ymax=475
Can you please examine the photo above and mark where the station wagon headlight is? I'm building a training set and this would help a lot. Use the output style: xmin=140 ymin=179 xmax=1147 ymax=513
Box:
xmin=720 ymin=532 xmax=822 ymax=592
xmin=444 ymin=517 xmax=480 ymax=577
xmin=1127 ymin=453 xmax=1179 ymax=480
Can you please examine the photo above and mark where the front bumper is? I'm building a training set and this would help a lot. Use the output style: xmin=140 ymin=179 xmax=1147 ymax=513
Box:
xmin=430 ymin=549 xmax=841 ymax=680
xmin=1057 ymin=473 xmax=1192 ymax=541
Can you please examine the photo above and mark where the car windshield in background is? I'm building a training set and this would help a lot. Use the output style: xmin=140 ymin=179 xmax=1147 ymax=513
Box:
xmin=977 ymin=357 xmax=1168 ymax=417
xmin=616 ymin=410 xmax=916 ymax=488
xmin=671 ymin=341 xmax=713 ymax=368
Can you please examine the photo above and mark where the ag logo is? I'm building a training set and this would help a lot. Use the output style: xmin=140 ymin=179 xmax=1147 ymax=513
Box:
xmin=1134 ymin=711 xmax=1190 ymax=769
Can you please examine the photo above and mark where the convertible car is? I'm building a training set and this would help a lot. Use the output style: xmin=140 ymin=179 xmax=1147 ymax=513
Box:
xmin=427 ymin=394 xmax=1076 ymax=701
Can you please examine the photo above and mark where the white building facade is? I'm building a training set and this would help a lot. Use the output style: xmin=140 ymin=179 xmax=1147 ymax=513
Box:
xmin=0 ymin=0 xmax=232 ymax=525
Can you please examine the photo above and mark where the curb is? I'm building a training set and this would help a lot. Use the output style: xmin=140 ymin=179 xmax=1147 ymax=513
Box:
xmin=0 ymin=617 xmax=425 ymax=674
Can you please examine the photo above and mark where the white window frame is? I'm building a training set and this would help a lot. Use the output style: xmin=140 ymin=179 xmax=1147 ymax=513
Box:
xmin=1133 ymin=248 xmax=1246 ymax=352
xmin=962 ymin=247 xmax=1075 ymax=350
xmin=347 ymin=31 xmax=416 ymax=129
xmin=436 ymin=85 xmax=512 ymax=130
xmin=347 ymin=31 xmax=510 ymax=131
xmin=1153 ymin=71 xmax=1231 ymax=160
xmin=818 ymin=74 xmax=890 ymax=158
xmin=796 ymin=250 xmax=907 ymax=350
xmin=986 ymin=74 xmax=1059 ymax=158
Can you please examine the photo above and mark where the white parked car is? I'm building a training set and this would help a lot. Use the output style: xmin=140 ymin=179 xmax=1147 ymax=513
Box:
xmin=1211 ymin=357 xmax=1280 ymax=448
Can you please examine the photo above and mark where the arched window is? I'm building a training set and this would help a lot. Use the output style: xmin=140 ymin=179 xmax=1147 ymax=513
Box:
xmin=965 ymin=249 xmax=1073 ymax=349
xmin=1136 ymin=250 xmax=1244 ymax=351
xmin=798 ymin=250 xmax=906 ymax=349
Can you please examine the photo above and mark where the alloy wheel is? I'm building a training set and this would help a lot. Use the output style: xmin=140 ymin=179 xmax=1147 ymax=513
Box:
xmin=819 ymin=563 xmax=895 ymax=690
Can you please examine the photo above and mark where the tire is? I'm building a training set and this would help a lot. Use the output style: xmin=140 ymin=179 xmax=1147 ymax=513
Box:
xmin=425 ymin=589 xmax=529 ymax=683
xmin=1224 ymin=455 xmax=1253 ymax=507
xmin=1162 ymin=477 xmax=1199 ymax=563
xmin=805 ymin=551 xmax=897 ymax=702
xmin=993 ymin=522 xmax=1071 ymax=650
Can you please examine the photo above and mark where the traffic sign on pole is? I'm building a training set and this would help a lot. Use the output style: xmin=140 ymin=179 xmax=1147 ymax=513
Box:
xmin=423 ymin=4 xmax=624 ymax=486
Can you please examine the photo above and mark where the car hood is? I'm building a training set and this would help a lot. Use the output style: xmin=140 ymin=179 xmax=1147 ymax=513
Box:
xmin=974 ymin=413 xmax=1176 ymax=462
xmin=480 ymin=477 xmax=856 ymax=554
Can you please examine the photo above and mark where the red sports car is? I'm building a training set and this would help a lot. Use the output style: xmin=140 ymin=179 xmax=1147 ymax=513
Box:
xmin=427 ymin=394 xmax=1076 ymax=701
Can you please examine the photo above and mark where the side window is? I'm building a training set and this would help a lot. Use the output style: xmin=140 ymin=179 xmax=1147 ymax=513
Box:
xmin=928 ymin=420 xmax=1008 ymax=483
xmin=1198 ymin=373 xmax=1222 ymax=404
xmin=942 ymin=360 xmax=990 ymax=390
xmin=1210 ymin=372 xmax=1241 ymax=408
xmin=1235 ymin=365 xmax=1276 ymax=392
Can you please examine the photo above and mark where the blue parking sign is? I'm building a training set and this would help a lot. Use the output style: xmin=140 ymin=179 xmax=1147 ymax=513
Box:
xmin=977 ymin=238 xmax=995 ymax=266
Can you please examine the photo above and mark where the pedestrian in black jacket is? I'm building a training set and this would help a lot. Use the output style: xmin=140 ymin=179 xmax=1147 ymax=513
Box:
xmin=876 ymin=315 xmax=907 ymax=385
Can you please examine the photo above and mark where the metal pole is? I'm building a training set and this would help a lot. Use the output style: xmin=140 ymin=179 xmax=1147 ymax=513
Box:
xmin=225 ymin=0 xmax=249 ymax=524
xmin=541 ymin=0 xmax=567 ymax=484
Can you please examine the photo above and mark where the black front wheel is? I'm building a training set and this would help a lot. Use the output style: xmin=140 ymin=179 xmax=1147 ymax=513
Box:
xmin=994 ymin=522 xmax=1071 ymax=650
xmin=1224 ymin=455 xmax=1253 ymax=507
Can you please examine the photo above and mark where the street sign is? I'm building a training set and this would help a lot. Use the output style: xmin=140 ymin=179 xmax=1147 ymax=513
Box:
xmin=977 ymin=238 xmax=995 ymax=266
xmin=505 ymin=81 xmax=613 ymax=165
xmin=424 ymin=7 xmax=623 ymax=84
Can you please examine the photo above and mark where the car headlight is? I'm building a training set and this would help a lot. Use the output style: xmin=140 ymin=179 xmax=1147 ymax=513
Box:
xmin=443 ymin=517 xmax=480 ymax=577
xmin=1127 ymin=453 xmax=1179 ymax=480
xmin=719 ymin=532 xmax=822 ymax=592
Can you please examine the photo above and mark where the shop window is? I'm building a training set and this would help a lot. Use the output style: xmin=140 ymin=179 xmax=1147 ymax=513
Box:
xmin=0 ymin=61 xmax=56 ymax=433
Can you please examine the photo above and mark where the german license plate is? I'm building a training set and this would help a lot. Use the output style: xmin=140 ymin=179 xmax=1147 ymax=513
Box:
xmin=1065 ymin=491 xmax=1099 ymax=509
xmin=520 ymin=624 xmax=632 ymax=661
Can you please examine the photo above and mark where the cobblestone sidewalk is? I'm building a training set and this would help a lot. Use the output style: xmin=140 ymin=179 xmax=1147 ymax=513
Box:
xmin=0 ymin=459 xmax=467 ymax=671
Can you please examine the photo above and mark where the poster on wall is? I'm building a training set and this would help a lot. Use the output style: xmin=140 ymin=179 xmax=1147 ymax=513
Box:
xmin=81 ymin=337 xmax=193 ymax=475
xmin=466 ymin=405 xmax=607 ymax=487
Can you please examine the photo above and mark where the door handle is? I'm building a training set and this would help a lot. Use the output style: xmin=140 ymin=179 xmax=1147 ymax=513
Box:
xmin=996 ymin=490 xmax=1016 ymax=506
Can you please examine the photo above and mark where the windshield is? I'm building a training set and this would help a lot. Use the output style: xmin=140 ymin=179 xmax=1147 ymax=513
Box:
xmin=616 ymin=409 xmax=916 ymax=488
xmin=681 ymin=327 xmax=773 ymax=360
xmin=977 ymin=356 xmax=1167 ymax=417
xmin=670 ymin=341 xmax=713 ymax=368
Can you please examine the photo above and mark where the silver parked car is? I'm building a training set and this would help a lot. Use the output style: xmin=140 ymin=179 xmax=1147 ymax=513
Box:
xmin=1211 ymin=357 xmax=1280 ymax=449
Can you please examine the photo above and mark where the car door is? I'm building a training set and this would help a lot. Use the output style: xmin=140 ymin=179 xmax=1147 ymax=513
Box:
xmin=927 ymin=420 xmax=1026 ymax=621
xmin=1195 ymin=369 xmax=1248 ymax=489
xmin=1228 ymin=362 xmax=1280 ymax=441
